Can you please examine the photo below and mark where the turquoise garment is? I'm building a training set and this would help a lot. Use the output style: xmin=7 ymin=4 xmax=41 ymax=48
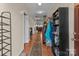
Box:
xmin=45 ymin=21 xmax=51 ymax=40
xmin=45 ymin=20 xmax=53 ymax=46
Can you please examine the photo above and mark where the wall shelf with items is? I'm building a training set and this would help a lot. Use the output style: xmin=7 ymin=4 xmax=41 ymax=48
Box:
xmin=52 ymin=7 xmax=69 ymax=56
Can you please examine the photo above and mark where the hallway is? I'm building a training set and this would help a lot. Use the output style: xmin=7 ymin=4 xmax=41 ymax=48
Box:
xmin=24 ymin=32 xmax=53 ymax=56
xmin=0 ymin=3 xmax=75 ymax=56
xmin=19 ymin=3 xmax=73 ymax=56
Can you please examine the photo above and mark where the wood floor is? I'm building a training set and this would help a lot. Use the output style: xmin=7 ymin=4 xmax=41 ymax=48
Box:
xmin=24 ymin=32 xmax=54 ymax=56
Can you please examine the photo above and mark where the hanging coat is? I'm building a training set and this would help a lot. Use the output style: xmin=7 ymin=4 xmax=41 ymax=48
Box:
xmin=45 ymin=20 xmax=54 ymax=47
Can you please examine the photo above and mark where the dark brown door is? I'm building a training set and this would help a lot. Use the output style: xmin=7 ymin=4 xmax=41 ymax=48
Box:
xmin=74 ymin=5 xmax=79 ymax=56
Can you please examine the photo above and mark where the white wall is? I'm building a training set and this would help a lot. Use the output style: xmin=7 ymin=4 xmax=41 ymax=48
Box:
xmin=29 ymin=16 xmax=36 ymax=34
xmin=24 ymin=14 xmax=30 ymax=43
xmin=48 ymin=3 xmax=74 ymax=56
xmin=0 ymin=3 xmax=30 ymax=56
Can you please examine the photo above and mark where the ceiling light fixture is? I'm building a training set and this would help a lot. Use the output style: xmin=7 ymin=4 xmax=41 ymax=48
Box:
xmin=38 ymin=3 xmax=42 ymax=6
xmin=37 ymin=11 xmax=44 ymax=14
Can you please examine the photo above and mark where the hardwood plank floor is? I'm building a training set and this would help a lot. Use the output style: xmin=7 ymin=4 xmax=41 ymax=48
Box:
xmin=24 ymin=33 xmax=54 ymax=56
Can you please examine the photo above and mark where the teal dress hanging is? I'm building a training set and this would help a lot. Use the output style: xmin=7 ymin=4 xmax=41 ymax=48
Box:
xmin=45 ymin=20 xmax=54 ymax=47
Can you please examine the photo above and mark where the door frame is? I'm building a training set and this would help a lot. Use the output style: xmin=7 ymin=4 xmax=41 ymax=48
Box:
xmin=74 ymin=4 xmax=79 ymax=56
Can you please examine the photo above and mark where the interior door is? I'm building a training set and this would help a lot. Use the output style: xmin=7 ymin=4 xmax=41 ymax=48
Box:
xmin=74 ymin=5 xmax=79 ymax=56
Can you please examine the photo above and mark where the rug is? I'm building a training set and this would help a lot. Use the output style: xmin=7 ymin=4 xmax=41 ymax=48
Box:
xmin=30 ymin=33 xmax=42 ymax=56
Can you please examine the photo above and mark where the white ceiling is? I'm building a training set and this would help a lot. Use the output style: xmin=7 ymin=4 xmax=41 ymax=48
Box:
xmin=2 ymin=3 xmax=72 ymax=17
xmin=1 ymin=3 xmax=73 ymax=21
xmin=25 ymin=3 xmax=73 ymax=20
xmin=25 ymin=3 xmax=55 ymax=17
